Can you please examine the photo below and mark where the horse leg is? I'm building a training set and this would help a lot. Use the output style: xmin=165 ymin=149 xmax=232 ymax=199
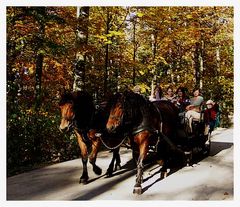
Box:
xmin=75 ymin=130 xmax=89 ymax=184
xmin=88 ymin=130 xmax=102 ymax=175
xmin=106 ymin=147 xmax=121 ymax=177
xmin=114 ymin=147 xmax=121 ymax=171
xmin=133 ymin=132 xmax=149 ymax=195
xmin=157 ymin=138 xmax=170 ymax=179
xmin=132 ymin=143 xmax=140 ymax=165
xmin=106 ymin=150 xmax=115 ymax=177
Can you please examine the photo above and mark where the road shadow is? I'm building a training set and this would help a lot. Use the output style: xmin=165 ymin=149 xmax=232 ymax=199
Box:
xmin=74 ymin=157 xmax=160 ymax=199
xmin=87 ymin=158 xmax=136 ymax=183
xmin=142 ymin=140 xmax=233 ymax=194
xmin=7 ymin=134 xmax=233 ymax=200
xmin=80 ymin=138 xmax=233 ymax=198
xmin=210 ymin=141 xmax=233 ymax=156
xmin=74 ymin=159 xmax=137 ymax=200
xmin=142 ymin=164 xmax=183 ymax=194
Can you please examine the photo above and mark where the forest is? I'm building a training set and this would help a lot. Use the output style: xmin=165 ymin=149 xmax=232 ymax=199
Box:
xmin=7 ymin=6 xmax=233 ymax=176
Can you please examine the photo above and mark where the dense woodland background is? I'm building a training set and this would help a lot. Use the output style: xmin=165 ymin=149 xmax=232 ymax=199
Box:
xmin=7 ymin=6 xmax=233 ymax=176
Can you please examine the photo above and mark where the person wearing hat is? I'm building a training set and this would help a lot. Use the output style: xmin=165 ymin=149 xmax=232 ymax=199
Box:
xmin=204 ymin=99 xmax=219 ymax=134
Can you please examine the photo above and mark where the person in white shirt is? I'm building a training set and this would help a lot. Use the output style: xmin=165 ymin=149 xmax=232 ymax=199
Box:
xmin=185 ymin=88 xmax=204 ymax=133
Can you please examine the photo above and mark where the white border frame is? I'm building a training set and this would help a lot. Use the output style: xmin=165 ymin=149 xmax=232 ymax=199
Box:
xmin=1 ymin=1 xmax=239 ymax=207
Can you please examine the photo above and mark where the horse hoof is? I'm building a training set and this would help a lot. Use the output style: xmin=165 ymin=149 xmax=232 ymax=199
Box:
xmin=79 ymin=178 xmax=88 ymax=184
xmin=160 ymin=171 xmax=167 ymax=179
xmin=133 ymin=186 xmax=142 ymax=195
xmin=114 ymin=164 xmax=121 ymax=171
xmin=105 ymin=171 xmax=113 ymax=178
xmin=93 ymin=166 xmax=102 ymax=175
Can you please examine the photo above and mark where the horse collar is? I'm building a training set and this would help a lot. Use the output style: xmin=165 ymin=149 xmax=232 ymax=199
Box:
xmin=132 ymin=125 xmax=156 ymax=136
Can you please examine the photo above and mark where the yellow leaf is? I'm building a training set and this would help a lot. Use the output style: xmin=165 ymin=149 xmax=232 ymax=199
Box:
xmin=105 ymin=40 xmax=112 ymax=45
xmin=136 ymin=12 xmax=144 ymax=18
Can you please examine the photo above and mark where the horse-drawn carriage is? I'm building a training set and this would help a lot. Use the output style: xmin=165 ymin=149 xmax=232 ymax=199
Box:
xmin=175 ymin=112 xmax=211 ymax=166
xmin=175 ymin=100 xmax=220 ymax=165
xmin=59 ymin=90 xmax=218 ymax=195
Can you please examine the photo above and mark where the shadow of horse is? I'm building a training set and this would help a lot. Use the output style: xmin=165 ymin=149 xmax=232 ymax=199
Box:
xmin=74 ymin=159 xmax=137 ymax=200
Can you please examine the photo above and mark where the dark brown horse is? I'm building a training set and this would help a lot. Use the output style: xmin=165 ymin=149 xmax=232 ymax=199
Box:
xmin=59 ymin=91 xmax=121 ymax=184
xmin=106 ymin=91 xmax=184 ymax=194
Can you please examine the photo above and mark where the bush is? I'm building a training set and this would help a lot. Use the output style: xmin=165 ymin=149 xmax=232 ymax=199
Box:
xmin=7 ymin=106 xmax=80 ymax=176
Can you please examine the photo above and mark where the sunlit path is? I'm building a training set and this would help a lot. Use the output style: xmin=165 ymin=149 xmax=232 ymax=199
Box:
xmin=7 ymin=127 xmax=233 ymax=200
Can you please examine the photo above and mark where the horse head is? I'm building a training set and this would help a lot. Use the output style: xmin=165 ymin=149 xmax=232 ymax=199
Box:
xmin=59 ymin=91 xmax=96 ymax=133
xmin=106 ymin=93 xmax=125 ymax=133
xmin=59 ymin=93 xmax=76 ymax=132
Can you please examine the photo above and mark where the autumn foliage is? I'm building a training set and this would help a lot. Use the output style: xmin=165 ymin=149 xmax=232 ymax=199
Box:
xmin=7 ymin=7 xmax=233 ymax=176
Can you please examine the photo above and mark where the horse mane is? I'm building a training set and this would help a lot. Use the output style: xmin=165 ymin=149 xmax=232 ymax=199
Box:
xmin=59 ymin=91 xmax=95 ymax=129
xmin=106 ymin=92 xmax=122 ymax=110
xmin=120 ymin=91 xmax=159 ymax=126
xmin=125 ymin=91 xmax=155 ymax=113
xmin=60 ymin=91 xmax=94 ymax=111
xmin=59 ymin=91 xmax=74 ymax=106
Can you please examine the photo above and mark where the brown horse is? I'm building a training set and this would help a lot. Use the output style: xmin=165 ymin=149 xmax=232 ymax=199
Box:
xmin=59 ymin=91 xmax=121 ymax=184
xmin=106 ymin=91 xmax=184 ymax=194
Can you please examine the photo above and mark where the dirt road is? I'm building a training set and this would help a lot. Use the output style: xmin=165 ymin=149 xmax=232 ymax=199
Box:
xmin=7 ymin=127 xmax=233 ymax=200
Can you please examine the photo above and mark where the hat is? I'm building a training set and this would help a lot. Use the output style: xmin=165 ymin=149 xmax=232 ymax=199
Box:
xmin=206 ymin=100 xmax=214 ymax=105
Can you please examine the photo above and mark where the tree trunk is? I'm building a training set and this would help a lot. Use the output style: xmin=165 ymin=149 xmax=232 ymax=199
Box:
xmin=150 ymin=32 xmax=157 ymax=96
xmin=73 ymin=7 xmax=89 ymax=91
xmin=104 ymin=44 xmax=109 ymax=96
xmin=104 ymin=10 xmax=111 ymax=96
xmin=34 ymin=53 xmax=44 ymax=110
xmin=194 ymin=42 xmax=201 ymax=88
xmin=34 ymin=8 xmax=45 ymax=110
xmin=132 ymin=20 xmax=136 ymax=86
xmin=33 ymin=7 xmax=46 ymax=162
xmin=194 ymin=40 xmax=204 ymax=90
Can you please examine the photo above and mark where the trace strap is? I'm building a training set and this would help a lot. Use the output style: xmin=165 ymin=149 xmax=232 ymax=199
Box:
xmin=99 ymin=135 xmax=128 ymax=150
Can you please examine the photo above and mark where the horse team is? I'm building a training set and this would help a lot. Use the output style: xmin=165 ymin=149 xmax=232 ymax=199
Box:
xmin=59 ymin=90 xmax=211 ymax=195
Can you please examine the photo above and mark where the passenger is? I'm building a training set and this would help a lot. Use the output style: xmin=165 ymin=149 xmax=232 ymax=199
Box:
xmin=149 ymin=84 xmax=163 ymax=102
xmin=175 ymin=87 xmax=190 ymax=113
xmin=185 ymin=88 xmax=204 ymax=134
xmin=161 ymin=86 xmax=177 ymax=104
xmin=204 ymin=100 xmax=219 ymax=134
